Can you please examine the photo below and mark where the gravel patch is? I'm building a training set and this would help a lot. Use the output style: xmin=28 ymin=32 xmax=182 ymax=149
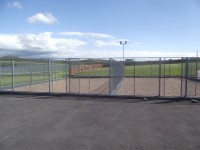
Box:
xmin=15 ymin=77 xmax=200 ymax=97
xmin=117 ymin=78 xmax=200 ymax=97
xmin=15 ymin=78 xmax=109 ymax=94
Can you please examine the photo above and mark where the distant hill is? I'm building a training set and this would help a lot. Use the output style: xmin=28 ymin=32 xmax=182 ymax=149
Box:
xmin=0 ymin=55 xmax=22 ymax=60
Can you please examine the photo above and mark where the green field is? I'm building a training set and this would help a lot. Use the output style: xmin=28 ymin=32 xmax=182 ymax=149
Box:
xmin=125 ymin=64 xmax=182 ymax=76
xmin=80 ymin=63 xmax=184 ymax=76
xmin=0 ymin=71 xmax=65 ymax=87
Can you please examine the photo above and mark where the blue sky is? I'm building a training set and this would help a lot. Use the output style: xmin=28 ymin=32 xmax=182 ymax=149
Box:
xmin=0 ymin=0 xmax=200 ymax=58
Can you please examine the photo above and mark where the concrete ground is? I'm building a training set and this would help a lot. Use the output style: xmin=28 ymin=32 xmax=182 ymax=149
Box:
xmin=0 ymin=95 xmax=200 ymax=150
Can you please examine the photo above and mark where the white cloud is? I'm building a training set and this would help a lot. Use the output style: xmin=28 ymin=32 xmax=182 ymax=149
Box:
xmin=59 ymin=32 xmax=123 ymax=48
xmin=9 ymin=1 xmax=23 ymax=9
xmin=0 ymin=32 xmax=87 ymax=57
xmin=123 ymin=50 xmax=195 ymax=58
xmin=13 ymin=1 xmax=23 ymax=9
xmin=0 ymin=34 xmax=23 ymax=50
xmin=94 ymin=40 xmax=144 ymax=47
xmin=0 ymin=31 xmax=195 ymax=58
xmin=27 ymin=13 xmax=58 ymax=24
xmin=59 ymin=32 xmax=114 ymax=39
xmin=133 ymin=42 xmax=143 ymax=45
xmin=94 ymin=40 xmax=121 ymax=47
xmin=77 ymin=50 xmax=196 ymax=58
xmin=59 ymin=32 xmax=129 ymax=47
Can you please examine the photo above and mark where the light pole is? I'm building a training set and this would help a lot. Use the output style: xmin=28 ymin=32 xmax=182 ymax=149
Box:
xmin=120 ymin=41 xmax=127 ymax=62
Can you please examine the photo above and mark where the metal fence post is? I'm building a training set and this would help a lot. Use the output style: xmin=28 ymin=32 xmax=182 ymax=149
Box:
xmin=195 ymin=57 xmax=198 ymax=96
xmin=114 ymin=61 xmax=117 ymax=89
xmin=185 ymin=57 xmax=188 ymax=97
xmin=122 ymin=58 xmax=126 ymax=78
xmin=159 ymin=57 xmax=161 ymax=97
xmin=69 ymin=58 xmax=71 ymax=93
xmin=48 ymin=59 xmax=51 ymax=93
xmin=12 ymin=59 xmax=15 ymax=91
xmin=109 ymin=58 xmax=111 ymax=95
xmin=44 ymin=63 xmax=46 ymax=81
xmin=78 ymin=59 xmax=80 ymax=94
xmin=52 ymin=60 xmax=54 ymax=92
xmin=163 ymin=58 xmax=166 ymax=96
xmin=88 ymin=59 xmax=91 ymax=93
xmin=133 ymin=57 xmax=136 ymax=96
xmin=29 ymin=60 xmax=32 ymax=92
xmin=169 ymin=62 xmax=171 ymax=77
xmin=0 ymin=61 xmax=1 ymax=88
xmin=180 ymin=57 xmax=183 ymax=96
xmin=65 ymin=58 xmax=68 ymax=93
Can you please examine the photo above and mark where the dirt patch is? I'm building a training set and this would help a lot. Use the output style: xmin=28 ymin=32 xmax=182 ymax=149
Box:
xmin=117 ymin=78 xmax=200 ymax=97
xmin=15 ymin=77 xmax=200 ymax=97
xmin=15 ymin=78 xmax=109 ymax=94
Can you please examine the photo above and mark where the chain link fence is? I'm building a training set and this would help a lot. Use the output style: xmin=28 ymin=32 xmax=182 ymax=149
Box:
xmin=0 ymin=57 xmax=200 ymax=98
xmin=109 ymin=58 xmax=124 ymax=95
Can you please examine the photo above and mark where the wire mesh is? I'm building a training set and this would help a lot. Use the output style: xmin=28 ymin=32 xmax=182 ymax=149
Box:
xmin=0 ymin=57 xmax=200 ymax=98
xmin=109 ymin=58 xmax=124 ymax=95
xmin=187 ymin=58 xmax=200 ymax=97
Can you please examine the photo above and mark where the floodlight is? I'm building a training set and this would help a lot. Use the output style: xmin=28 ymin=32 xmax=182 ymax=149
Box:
xmin=119 ymin=41 xmax=127 ymax=62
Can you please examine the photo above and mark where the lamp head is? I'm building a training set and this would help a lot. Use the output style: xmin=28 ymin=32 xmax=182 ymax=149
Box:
xmin=120 ymin=41 xmax=127 ymax=45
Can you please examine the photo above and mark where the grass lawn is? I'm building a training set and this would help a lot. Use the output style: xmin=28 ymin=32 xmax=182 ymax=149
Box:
xmin=125 ymin=64 xmax=183 ymax=76
xmin=0 ymin=71 xmax=66 ymax=87
xmin=80 ymin=63 xmax=184 ymax=77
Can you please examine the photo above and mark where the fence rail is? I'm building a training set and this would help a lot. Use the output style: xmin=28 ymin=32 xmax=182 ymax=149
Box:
xmin=0 ymin=57 xmax=200 ymax=98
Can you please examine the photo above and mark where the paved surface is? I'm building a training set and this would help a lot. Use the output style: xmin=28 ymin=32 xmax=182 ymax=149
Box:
xmin=0 ymin=95 xmax=200 ymax=150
